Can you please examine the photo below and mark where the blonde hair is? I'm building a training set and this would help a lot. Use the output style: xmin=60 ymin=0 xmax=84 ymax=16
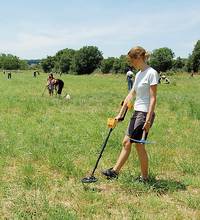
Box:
xmin=128 ymin=46 xmax=150 ymax=61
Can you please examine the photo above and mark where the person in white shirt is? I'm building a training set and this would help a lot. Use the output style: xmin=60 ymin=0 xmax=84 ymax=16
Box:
xmin=102 ymin=46 xmax=159 ymax=182
xmin=126 ymin=67 xmax=134 ymax=91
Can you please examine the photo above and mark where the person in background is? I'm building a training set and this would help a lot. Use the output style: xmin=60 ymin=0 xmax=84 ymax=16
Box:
xmin=47 ymin=74 xmax=54 ymax=96
xmin=126 ymin=67 xmax=134 ymax=91
xmin=8 ymin=72 xmax=12 ymax=79
xmin=52 ymin=78 xmax=64 ymax=97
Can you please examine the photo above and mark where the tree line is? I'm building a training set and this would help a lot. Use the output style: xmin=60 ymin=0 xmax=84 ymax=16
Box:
xmin=0 ymin=54 xmax=28 ymax=70
xmin=1 ymin=40 xmax=200 ymax=74
xmin=40 ymin=40 xmax=200 ymax=74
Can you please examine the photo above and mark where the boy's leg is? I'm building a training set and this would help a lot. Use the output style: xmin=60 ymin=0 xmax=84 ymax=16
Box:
xmin=128 ymin=81 xmax=131 ymax=91
xmin=113 ymin=136 xmax=132 ymax=173
xmin=130 ymin=80 xmax=133 ymax=89
xmin=135 ymin=143 xmax=148 ymax=179
xmin=57 ymin=84 xmax=63 ymax=97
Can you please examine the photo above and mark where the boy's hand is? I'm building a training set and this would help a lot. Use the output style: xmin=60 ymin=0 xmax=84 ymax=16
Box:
xmin=107 ymin=118 xmax=117 ymax=128
xmin=115 ymin=114 xmax=123 ymax=121
xmin=142 ymin=121 xmax=151 ymax=133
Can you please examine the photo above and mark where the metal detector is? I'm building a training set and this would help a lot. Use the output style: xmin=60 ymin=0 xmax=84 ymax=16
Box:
xmin=129 ymin=138 xmax=155 ymax=144
xmin=81 ymin=127 xmax=114 ymax=183
xmin=41 ymin=86 xmax=47 ymax=97
xmin=81 ymin=101 xmax=133 ymax=184
xmin=128 ymin=131 xmax=156 ymax=145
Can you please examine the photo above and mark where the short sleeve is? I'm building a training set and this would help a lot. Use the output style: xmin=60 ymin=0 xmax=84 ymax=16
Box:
xmin=148 ymin=70 xmax=159 ymax=86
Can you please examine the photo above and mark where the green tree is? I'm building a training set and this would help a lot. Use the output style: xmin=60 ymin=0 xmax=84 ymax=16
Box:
xmin=41 ymin=48 xmax=76 ymax=73
xmin=185 ymin=55 xmax=193 ymax=72
xmin=191 ymin=40 xmax=200 ymax=72
xmin=172 ymin=57 xmax=185 ymax=70
xmin=71 ymin=46 xmax=103 ymax=74
xmin=149 ymin=47 xmax=174 ymax=72
xmin=19 ymin=60 xmax=29 ymax=70
xmin=41 ymin=56 xmax=55 ymax=73
xmin=119 ymin=55 xmax=129 ymax=73
xmin=101 ymin=57 xmax=115 ymax=73
xmin=52 ymin=62 xmax=60 ymax=72
xmin=112 ymin=58 xmax=121 ymax=73
xmin=57 ymin=49 xmax=76 ymax=73
xmin=0 ymin=54 xmax=21 ymax=70
xmin=112 ymin=55 xmax=129 ymax=73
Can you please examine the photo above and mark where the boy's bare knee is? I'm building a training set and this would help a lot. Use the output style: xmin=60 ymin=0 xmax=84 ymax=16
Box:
xmin=123 ymin=139 xmax=131 ymax=150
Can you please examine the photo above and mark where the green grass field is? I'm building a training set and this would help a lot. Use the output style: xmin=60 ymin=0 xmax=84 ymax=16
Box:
xmin=0 ymin=71 xmax=200 ymax=219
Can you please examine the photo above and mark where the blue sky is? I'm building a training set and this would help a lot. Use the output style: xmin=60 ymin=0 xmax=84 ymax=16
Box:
xmin=0 ymin=0 xmax=200 ymax=59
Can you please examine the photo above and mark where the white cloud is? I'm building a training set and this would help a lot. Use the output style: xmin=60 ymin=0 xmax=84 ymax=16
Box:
xmin=0 ymin=4 xmax=199 ymax=59
xmin=0 ymin=25 xmax=123 ymax=58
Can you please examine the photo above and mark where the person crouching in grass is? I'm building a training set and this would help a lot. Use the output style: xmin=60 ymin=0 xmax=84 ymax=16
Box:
xmin=53 ymin=79 xmax=64 ymax=97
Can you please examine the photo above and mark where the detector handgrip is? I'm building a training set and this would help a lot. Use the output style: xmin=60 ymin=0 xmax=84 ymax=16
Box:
xmin=107 ymin=100 xmax=133 ymax=128
xmin=117 ymin=107 xmax=128 ymax=121
xmin=107 ymin=118 xmax=117 ymax=129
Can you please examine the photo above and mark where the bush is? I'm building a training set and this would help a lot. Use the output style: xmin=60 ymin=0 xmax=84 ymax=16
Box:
xmin=70 ymin=46 xmax=103 ymax=74
xmin=112 ymin=55 xmax=130 ymax=74
xmin=100 ymin=57 xmax=115 ymax=73
xmin=149 ymin=47 xmax=174 ymax=72
xmin=41 ymin=56 xmax=55 ymax=73
xmin=56 ymin=49 xmax=75 ymax=73
xmin=0 ymin=53 xmax=24 ymax=70
xmin=191 ymin=40 xmax=200 ymax=72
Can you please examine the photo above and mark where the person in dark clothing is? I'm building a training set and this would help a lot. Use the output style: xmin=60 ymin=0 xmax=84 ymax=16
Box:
xmin=8 ymin=72 xmax=12 ymax=79
xmin=53 ymin=79 xmax=64 ymax=97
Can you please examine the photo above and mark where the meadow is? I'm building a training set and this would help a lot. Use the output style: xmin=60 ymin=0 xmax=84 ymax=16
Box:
xmin=0 ymin=71 xmax=200 ymax=219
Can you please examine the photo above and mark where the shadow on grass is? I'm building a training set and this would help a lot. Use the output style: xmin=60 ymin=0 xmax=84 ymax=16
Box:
xmin=81 ymin=177 xmax=118 ymax=193
xmin=81 ymin=175 xmax=187 ymax=195
xmin=82 ymin=183 xmax=102 ymax=192
xmin=146 ymin=176 xmax=187 ymax=195
xmin=118 ymin=174 xmax=187 ymax=195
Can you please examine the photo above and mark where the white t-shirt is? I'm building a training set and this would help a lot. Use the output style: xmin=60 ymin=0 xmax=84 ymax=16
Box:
xmin=126 ymin=70 xmax=133 ymax=78
xmin=132 ymin=67 xmax=159 ymax=112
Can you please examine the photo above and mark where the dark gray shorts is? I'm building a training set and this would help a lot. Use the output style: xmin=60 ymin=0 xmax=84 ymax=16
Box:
xmin=127 ymin=111 xmax=155 ymax=143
